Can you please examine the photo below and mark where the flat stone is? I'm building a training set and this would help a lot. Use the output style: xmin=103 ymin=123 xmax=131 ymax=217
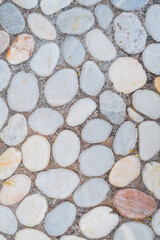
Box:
xmin=86 ymin=29 xmax=116 ymax=61
xmin=0 ymin=60 xmax=11 ymax=92
xmin=12 ymin=0 xmax=38 ymax=9
xmin=152 ymin=209 xmax=160 ymax=236
xmin=61 ymin=236 xmax=86 ymax=240
xmin=111 ymin=0 xmax=149 ymax=10
xmin=29 ymin=108 xmax=63 ymax=135
xmin=35 ymin=169 xmax=80 ymax=199
xmin=113 ymin=188 xmax=156 ymax=220
xmin=7 ymin=71 xmax=39 ymax=112
xmin=154 ymin=77 xmax=160 ymax=93
xmin=80 ymin=61 xmax=105 ymax=96
xmin=44 ymin=69 xmax=78 ymax=106
xmin=79 ymin=206 xmax=119 ymax=239
xmin=109 ymin=57 xmax=147 ymax=94
xmin=15 ymin=229 xmax=51 ymax=240
xmin=0 ymin=97 xmax=8 ymax=130
xmin=30 ymin=43 xmax=60 ymax=77
xmin=0 ymin=3 xmax=25 ymax=34
xmin=79 ymin=145 xmax=115 ymax=176
xmin=76 ymin=0 xmax=101 ymax=6
xmin=100 ymin=90 xmax=126 ymax=125
xmin=0 ymin=206 xmax=17 ymax=235
xmin=0 ymin=31 xmax=10 ymax=54
xmin=127 ymin=107 xmax=144 ymax=123
xmin=66 ymin=98 xmax=96 ymax=127
xmin=40 ymin=0 xmax=73 ymax=15
xmin=0 ymin=174 xmax=31 ymax=205
xmin=109 ymin=155 xmax=141 ymax=187
xmin=138 ymin=121 xmax=160 ymax=161
xmin=45 ymin=202 xmax=76 ymax=236
xmin=0 ymin=235 xmax=6 ymax=240
xmin=52 ymin=130 xmax=80 ymax=167
xmin=0 ymin=114 xmax=28 ymax=146
xmin=95 ymin=5 xmax=113 ymax=30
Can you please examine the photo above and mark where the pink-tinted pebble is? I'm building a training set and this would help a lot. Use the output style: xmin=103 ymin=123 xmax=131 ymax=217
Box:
xmin=0 ymin=30 xmax=10 ymax=54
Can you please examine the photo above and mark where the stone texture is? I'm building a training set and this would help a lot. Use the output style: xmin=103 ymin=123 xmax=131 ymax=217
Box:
xmin=77 ymin=0 xmax=101 ymax=6
xmin=15 ymin=229 xmax=51 ymax=240
xmin=0 ymin=60 xmax=11 ymax=92
xmin=0 ymin=97 xmax=8 ymax=130
xmin=0 ymin=31 xmax=10 ymax=54
xmin=12 ymin=0 xmax=38 ymax=9
xmin=95 ymin=4 xmax=113 ymax=30
xmin=40 ymin=0 xmax=73 ymax=15
xmin=0 ymin=205 xmax=17 ymax=235
xmin=111 ymin=0 xmax=149 ymax=10
xmin=127 ymin=107 xmax=144 ymax=123
xmin=152 ymin=209 xmax=160 ymax=236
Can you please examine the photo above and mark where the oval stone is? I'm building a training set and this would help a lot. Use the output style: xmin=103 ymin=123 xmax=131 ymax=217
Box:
xmin=0 ymin=97 xmax=8 ymax=130
xmin=0 ymin=60 xmax=11 ymax=92
xmin=15 ymin=229 xmax=51 ymax=240
xmin=111 ymin=0 xmax=149 ymax=10
xmin=77 ymin=0 xmax=101 ymax=5
xmin=95 ymin=5 xmax=113 ymax=30
xmin=0 ymin=31 xmax=10 ymax=54
xmin=152 ymin=209 xmax=160 ymax=236
xmin=40 ymin=0 xmax=73 ymax=15
xmin=127 ymin=107 xmax=144 ymax=123
xmin=0 ymin=205 xmax=17 ymax=235
xmin=12 ymin=0 xmax=38 ymax=9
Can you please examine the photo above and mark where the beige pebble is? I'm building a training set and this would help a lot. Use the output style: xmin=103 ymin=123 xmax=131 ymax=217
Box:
xmin=154 ymin=77 xmax=160 ymax=93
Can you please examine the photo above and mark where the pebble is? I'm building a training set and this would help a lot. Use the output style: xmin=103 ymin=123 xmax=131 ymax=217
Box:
xmin=73 ymin=178 xmax=110 ymax=207
xmin=79 ymin=145 xmax=115 ymax=176
xmin=45 ymin=202 xmax=76 ymax=236
xmin=0 ymin=147 xmax=21 ymax=180
xmin=56 ymin=8 xmax=94 ymax=35
xmin=0 ymin=174 xmax=31 ymax=205
xmin=15 ymin=229 xmax=51 ymax=240
xmin=113 ymin=121 xmax=137 ymax=156
xmin=35 ymin=169 xmax=80 ymax=199
xmin=127 ymin=107 xmax=144 ymax=123
xmin=109 ymin=57 xmax=147 ymax=94
xmin=109 ymin=155 xmax=141 ymax=187
xmin=113 ymin=188 xmax=156 ymax=220
xmin=77 ymin=0 xmax=101 ymax=6
xmin=154 ymin=77 xmax=160 ymax=93
xmin=66 ymin=98 xmax=96 ymax=127
xmin=0 ymin=114 xmax=28 ymax=146
xmin=80 ymin=61 xmax=105 ymax=96
xmin=111 ymin=0 xmax=149 ymax=10
xmin=27 ymin=13 xmax=56 ymax=40
xmin=30 ymin=43 xmax=60 ymax=77
xmin=0 ymin=1 xmax=2 ymax=4
xmin=61 ymin=236 xmax=86 ymax=240
xmin=95 ymin=5 xmax=113 ymax=30
xmin=0 ymin=60 xmax=11 ymax=92
xmin=0 ymin=31 xmax=10 ymax=54
xmin=100 ymin=90 xmax=126 ymax=125
xmin=7 ymin=71 xmax=39 ymax=112
xmin=79 ymin=206 xmax=119 ymax=239
xmin=138 ymin=121 xmax=160 ymax=161
xmin=22 ymin=135 xmax=50 ymax=172
xmin=40 ymin=0 xmax=73 ymax=15
xmin=81 ymin=118 xmax=112 ymax=143
xmin=0 ymin=97 xmax=8 ymax=130
xmin=16 ymin=194 xmax=48 ymax=227
xmin=114 ymin=13 xmax=146 ymax=54
xmin=62 ymin=37 xmax=85 ymax=67
xmin=0 ymin=3 xmax=25 ymax=34
xmin=0 ymin=235 xmax=6 ymax=240
xmin=12 ymin=0 xmax=38 ymax=9
xmin=152 ymin=209 xmax=160 ymax=236
xmin=52 ymin=130 xmax=80 ymax=167
xmin=44 ymin=68 xmax=78 ymax=106
xmin=85 ymin=29 xmax=116 ymax=61
xmin=29 ymin=108 xmax=63 ymax=135
xmin=0 ymin=205 xmax=17 ymax=235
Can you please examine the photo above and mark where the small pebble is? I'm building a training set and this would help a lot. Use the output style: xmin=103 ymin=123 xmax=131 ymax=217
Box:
xmin=0 ymin=31 xmax=10 ymax=54
xmin=0 ymin=235 xmax=6 ymax=240
xmin=12 ymin=0 xmax=38 ymax=9
xmin=127 ymin=107 xmax=144 ymax=123
xmin=77 ymin=0 xmax=101 ymax=6
xmin=152 ymin=209 xmax=160 ymax=236
xmin=0 ymin=60 xmax=11 ymax=92
xmin=61 ymin=236 xmax=86 ymax=240
xmin=15 ymin=229 xmax=51 ymax=240
xmin=0 ymin=97 xmax=8 ymax=130
xmin=111 ymin=0 xmax=149 ymax=10
xmin=154 ymin=77 xmax=160 ymax=93
xmin=0 ymin=205 xmax=17 ymax=235
xmin=95 ymin=4 xmax=113 ymax=30
xmin=40 ymin=0 xmax=73 ymax=15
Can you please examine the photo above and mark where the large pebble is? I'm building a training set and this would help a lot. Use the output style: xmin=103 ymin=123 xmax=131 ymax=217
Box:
xmin=15 ymin=229 xmax=51 ymax=240
xmin=44 ymin=69 xmax=78 ymax=106
xmin=45 ymin=202 xmax=76 ymax=236
xmin=61 ymin=236 xmax=86 ymax=240
xmin=30 ymin=43 xmax=59 ymax=77
xmin=36 ymin=169 xmax=80 ymax=199
xmin=56 ymin=8 xmax=94 ymax=35
xmin=79 ymin=145 xmax=114 ymax=176
xmin=86 ymin=29 xmax=116 ymax=61
xmin=113 ymin=189 xmax=156 ymax=220
xmin=0 ymin=60 xmax=11 ymax=92
xmin=0 ymin=174 xmax=31 ymax=205
xmin=79 ymin=206 xmax=119 ymax=239
xmin=0 ymin=31 xmax=10 ymax=54
xmin=12 ymin=0 xmax=38 ymax=9
xmin=152 ymin=209 xmax=160 ymax=236
xmin=109 ymin=57 xmax=147 ymax=94
xmin=111 ymin=0 xmax=149 ymax=10
xmin=77 ymin=0 xmax=101 ymax=5
xmin=40 ymin=0 xmax=73 ymax=15
xmin=95 ymin=5 xmax=113 ymax=30
xmin=0 ymin=97 xmax=8 ymax=130
xmin=127 ymin=107 xmax=144 ymax=123
xmin=7 ymin=71 xmax=39 ymax=112
xmin=0 ymin=205 xmax=17 ymax=234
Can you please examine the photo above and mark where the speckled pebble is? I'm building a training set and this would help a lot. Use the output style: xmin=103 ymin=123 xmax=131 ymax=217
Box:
xmin=111 ymin=0 xmax=149 ymax=10
xmin=40 ymin=0 xmax=73 ymax=15
xmin=0 ymin=205 xmax=17 ymax=235
xmin=95 ymin=4 xmax=113 ymax=30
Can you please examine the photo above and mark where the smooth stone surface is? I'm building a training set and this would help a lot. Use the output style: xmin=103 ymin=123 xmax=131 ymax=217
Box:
xmin=0 ymin=235 xmax=6 ymax=240
xmin=66 ymin=98 xmax=96 ymax=127
xmin=0 ymin=97 xmax=8 ymax=130
xmin=152 ymin=209 xmax=160 ymax=236
xmin=0 ymin=114 xmax=28 ymax=146
xmin=30 ymin=43 xmax=60 ymax=77
xmin=100 ymin=90 xmax=126 ymax=125
xmin=61 ymin=236 xmax=86 ymax=240
xmin=95 ymin=4 xmax=113 ymax=30
xmin=0 ymin=31 xmax=10 ymax=54
xmin=56 ymin=8 xmax=94 ymax=35
xmin=113 ymin=188 xmax=156 ymax=220
xmin=0 ymin=3 xmax=25 ymax=34
xmin=27 ymin=13 xmax=56 ymax=40
xmin=77 ymin=0 xmax=101 ymax=5
xmin=111 ymin=0 xmax=149 ymax=10
xmin=0 ymin=60 xmax=11 ymax=92
xmin=40 ymin=0 xmax=73 ymax=15
xmin=0 ymin=206 xmax=17 ymax=235
xmin=0 ymin=174 xmax=31 ymax=205
xmin=15 ymin=229 xmax=51 ymax=240
xmin=44 ymin=69 xmax=78 ymax=106
xmin=7 ymin=71 xmax=39 ymax=112
xmin=12 ymin=0 xmax=38 ymax=9
xmin=45 ymin=202 xmax=76 ymax=236
xmin=81 ymin=118 xmax=112 ymax=143
xmin=154 ymin=76 xmax=160 ymax=93
xmin=79 ymin=206 xmax=119 ymax=239
xmin=109 ymin=57 xmax=147 ymax=94
xmin=127 ymin=107 xmax=144 ymax=123
xmin=113 ymin=121 xmax=137 ymax=156
xmin=109 ymin=155 xmax=141 ymax=187
xmin=79 ymin=145 xmax=115 ymax=176
xmin=36 ymin=169 xmax=80 ymax=199
xmin=114 ymin=13 xmax=146 ymax=54
xmin=86 ymin=28 xmax=116 ymax=61
xmin=52 ymin=130 xmax=80 ymax=167
xmin=80 ymin=61 xmax=105 ymax=96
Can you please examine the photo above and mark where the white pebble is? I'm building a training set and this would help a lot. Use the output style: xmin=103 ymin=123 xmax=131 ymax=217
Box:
xmin=111 ymin=0 xmax=149 ymax=10
xmin=12 ymin=0 xmax=38 ymax=9
xmin=40 ymin=0 xmax=73 ymax=15
xmin=76 ymin=0 xmax=101 ymax=6
xmin=127 ymin=107 xmax=144 ymax=123
xmin=0 ymin=235 xmax=6 ymax=240
xmin=61 ymin=236 xmax=86 ymax=240
xmin=15 ymin=229 xmax=51 ymax=240
xmin=152 ymin=209 xmax=160 ymax=236
xmin=0 ymin=98 xmax=8 ymax=130
xmin=0 ymin=60 xmax=11 ymax=92
xmin=95 ymin=5 xmax=113 ymax=30
xmin=0 ymin=206 xmax=17 ymax=235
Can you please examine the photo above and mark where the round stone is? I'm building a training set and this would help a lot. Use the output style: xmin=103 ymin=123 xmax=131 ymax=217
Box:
xmin=152 ymin=209 xmax=160 ymax=236
xmin=22 ymin=135 xmax=50 ymax=172
xmin=79 ymin=206 xmax=119 ymax=239
xmin=44 ymin=69 xmax=78 ymax=106
xmin=52 ymin=130 xmax=80 ymax=167
xmin=35 ymin=169 xmax=80 ymax=199
xmin=0 ymin=174 xmax=31 ymax=205
xmin=85 ymin=28 xmax=116 ymax=61
xmin=0 ymin=235 xmax=7 ymax=240
xmin=111 ymin=0 xmax=149 ymax=10
xmin=0 ymin=31 xmax=10 ymax=54
xmin=95 ymin=5 xmax=113 ymax=30
xmin=40 ymin=0 xmax=73 ymax=15
xmin=11 ymin=0 xmax=38 ymax=9
xmin=0 ymin=97 xmax=8 ymax=130
xmin=76 ymin=0 xmax=101 ymax=5
xmin=7 ymin=71 xmax=39 ymax=112
xmin=127 ymin=107 xmax=144 ymax=123
xmin=109 ymin=57 xmax=147 ymax=94
xmin=61 ymin=236 xmax=86 ymax=240
xmin=16 ymin=194 xmax=48 ymax=227
xmin=154 ymin=77 xmax=160 ymax=93
xmin=0 ymin=60 xmax=11 ymax=92
xmin=79 ymin=145 xmax=115 ymax=177
xmin=15 ymin=229 xmax=51 ymax=240
xmin=45 ymin=202 xmax=76 ymax=236
xmin=80 ymin=61 xmax=105 ymax=96
xmin=0 ymin=206 xmax=17 ymax=235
